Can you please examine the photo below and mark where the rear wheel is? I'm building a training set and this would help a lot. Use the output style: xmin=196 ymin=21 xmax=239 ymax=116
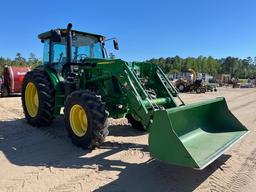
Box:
xmin=21 ymin=68 xmax=55 ymax=126
xmin=64 ymin=91 xmax=109 ymax=149
xmin=126 ymin=114 xmax=145 ymax=131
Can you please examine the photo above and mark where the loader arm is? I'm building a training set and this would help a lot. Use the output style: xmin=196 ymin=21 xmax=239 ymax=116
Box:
xmin=118 ymin=62 xmax=183 ymax=130
xmin=113 ymin=61 xmax=248 ymax=169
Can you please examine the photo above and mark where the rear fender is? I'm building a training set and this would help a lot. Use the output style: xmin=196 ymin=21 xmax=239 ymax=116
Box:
xmin=43 ymin=66 xmax=64 ymax=116
xmin=43 ymin=66 xmax=61 ymax=89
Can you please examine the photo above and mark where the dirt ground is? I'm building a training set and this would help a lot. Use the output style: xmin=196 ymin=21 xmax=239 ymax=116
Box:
xmin=0 ymin=87 xmax=255 ymax=192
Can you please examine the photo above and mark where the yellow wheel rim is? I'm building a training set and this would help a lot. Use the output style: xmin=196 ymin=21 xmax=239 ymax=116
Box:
xmin=69 ymin=104 xmax=88 ymax=137
xmin=25 ymin=82 xmax=39 ymax=117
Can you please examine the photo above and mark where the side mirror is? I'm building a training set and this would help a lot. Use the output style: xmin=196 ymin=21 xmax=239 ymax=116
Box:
xmin=113 ymin=39 xmax=119 ymax=50
xmin=50 ymin=30 xmax=61 ymax=42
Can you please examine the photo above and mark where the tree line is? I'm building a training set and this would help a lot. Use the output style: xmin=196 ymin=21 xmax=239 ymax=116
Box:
xmin=1 ymin=53 xmax=256 ymax=79
xmin=147 ymin=56 xmax=256 ymax=79
xmin=0 ymin=53 xmax=42 ymax=74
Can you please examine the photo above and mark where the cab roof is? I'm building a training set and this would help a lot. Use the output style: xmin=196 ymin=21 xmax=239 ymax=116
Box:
xmin=38 ymin=29 xmax=105 ymax=40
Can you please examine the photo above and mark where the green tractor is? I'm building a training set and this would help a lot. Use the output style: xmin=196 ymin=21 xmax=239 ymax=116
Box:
xmin=21 ymin=23 xmax=248 ymax=169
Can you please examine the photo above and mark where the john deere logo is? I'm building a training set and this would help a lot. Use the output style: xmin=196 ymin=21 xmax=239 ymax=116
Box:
xmin=97 ymin=61 xmax=115 ymax=64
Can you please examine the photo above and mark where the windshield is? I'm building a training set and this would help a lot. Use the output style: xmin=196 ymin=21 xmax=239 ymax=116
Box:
xmin=52 ymin=35 xmax=104 ymax=64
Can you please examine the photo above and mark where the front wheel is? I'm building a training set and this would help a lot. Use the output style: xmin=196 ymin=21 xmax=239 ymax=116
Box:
xmin=64 ymin=91 xmax=109 ymax=149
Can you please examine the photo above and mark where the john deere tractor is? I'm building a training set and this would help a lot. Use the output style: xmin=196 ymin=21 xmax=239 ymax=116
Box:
xmin=21 ymin=24 xmax=248 ymax=169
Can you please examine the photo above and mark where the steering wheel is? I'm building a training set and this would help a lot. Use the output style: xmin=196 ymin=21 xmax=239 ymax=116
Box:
xmin=76 ymin=54 xmax=88 ymax=62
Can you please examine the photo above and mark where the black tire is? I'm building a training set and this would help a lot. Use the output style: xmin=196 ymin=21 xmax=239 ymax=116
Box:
xmin=1 ymin=85 xmax=8 ymax=97
xmin=126 ymin=114 xmax=145 ymax=131
xmin=196 ymin=87 xmax=201 ymax=94
xmin=177 ymin=83 xmax=186 ymax=92
xmin=21 ymin=68 xmax=55 ymax=126
xmin=64 ymin=90 xmax=109 ymax=149
xmin=200 ymin=87 xmax=206 ymax=93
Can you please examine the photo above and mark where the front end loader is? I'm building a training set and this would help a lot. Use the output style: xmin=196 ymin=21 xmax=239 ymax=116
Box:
xmin=21 ymin=23 xmax=248 ymax=169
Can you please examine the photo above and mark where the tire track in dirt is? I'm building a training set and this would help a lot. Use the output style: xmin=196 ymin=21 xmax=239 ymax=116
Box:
xmin=230 ymin=99 xmax=256 ymax=112
xmin=0 ymin=170 xmax=40 ymax=192
xmin=0 ymin=138 xmax=148 ymax=192
xmin=208 ymin=174 xmax=229 ymax=192
xmin=200 ymin=90 xmax=256 ymax=192
xmin=205 ymin=153 xmax=248 ymax=192
xmin=226 ymin=89 xmax=256 ymax=103
xmin=0 ymin=114 xmax=148 ymax=191
xmin=49 ymin=142 xmax=150 ymax=192
xmin=49 ymin=171 xmax=104 ymax=192
xmin=226 ymin=148 xmax=256 ymax=191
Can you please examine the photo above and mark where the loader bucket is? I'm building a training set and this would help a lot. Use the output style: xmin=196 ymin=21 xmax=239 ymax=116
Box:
xmin=148 ymin=97 xmax=248 ymax=169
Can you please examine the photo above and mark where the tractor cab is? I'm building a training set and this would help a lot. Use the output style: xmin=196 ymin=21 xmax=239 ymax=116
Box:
xmin=38 ymin=24 xmax=118 ymax=74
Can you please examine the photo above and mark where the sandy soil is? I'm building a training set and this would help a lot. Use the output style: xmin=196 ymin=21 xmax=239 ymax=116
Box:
xmin=0 ymin=87 xmax=255 ymax=192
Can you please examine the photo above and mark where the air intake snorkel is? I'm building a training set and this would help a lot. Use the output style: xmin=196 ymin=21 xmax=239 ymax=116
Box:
xmin=64 ymin=23 xmax=76 ymax=98
xmin=66 ymin=23 xmax=73 ymax=72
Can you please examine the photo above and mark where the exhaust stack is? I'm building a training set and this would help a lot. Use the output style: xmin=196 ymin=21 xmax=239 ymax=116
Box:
xmin=66 ymin=23 xmax=73 ymax=65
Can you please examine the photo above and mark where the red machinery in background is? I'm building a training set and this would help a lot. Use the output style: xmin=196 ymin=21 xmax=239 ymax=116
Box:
xmin=0 ymin=65 xmax=30 ymax=97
